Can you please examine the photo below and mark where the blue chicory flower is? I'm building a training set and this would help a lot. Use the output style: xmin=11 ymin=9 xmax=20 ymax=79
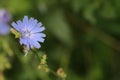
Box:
xmin=11 ymin=16 xmax=46 ymax=56
xmin=0 ymin=9 xmax=11 ymax=35
xmin=0 ymin=9 xmax=11 ymax=23
xmin=0 ymin=23 xmax=10 ymax=35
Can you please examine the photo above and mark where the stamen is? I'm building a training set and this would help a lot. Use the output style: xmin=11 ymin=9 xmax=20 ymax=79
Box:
xmin=23 ymin=29 xmax=31 ymax=38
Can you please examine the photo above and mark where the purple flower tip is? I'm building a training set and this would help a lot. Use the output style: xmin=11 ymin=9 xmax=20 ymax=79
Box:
xmin=11 ymin=16 xmax=46 ymax=54
xmin=0 ymin=9 xmax=11 ymax=35
xmin=0 ymin=23 xmax=10 ymax=35
xmin=0 ymin=9 xmax=11 ymax=23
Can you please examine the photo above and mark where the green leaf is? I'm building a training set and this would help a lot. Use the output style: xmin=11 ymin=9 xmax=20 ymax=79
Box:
xmin=83 ymin=3 xmax=97 ymax=24
xmin=71 ymin=0 xmax=83 ymax=12
xmin=45 ymin=9 xmax=74 ymax=47
xmin=99 ymin=2 xmax=116 ymax=19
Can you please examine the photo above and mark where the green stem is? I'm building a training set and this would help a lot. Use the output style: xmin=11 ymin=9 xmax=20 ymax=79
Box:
xmin=35 ymin=52 xmax=41 ymax=61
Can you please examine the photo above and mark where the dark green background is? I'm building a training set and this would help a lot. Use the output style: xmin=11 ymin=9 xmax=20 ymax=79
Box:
xmin=0 ymin=0 xmax=120 ymax=80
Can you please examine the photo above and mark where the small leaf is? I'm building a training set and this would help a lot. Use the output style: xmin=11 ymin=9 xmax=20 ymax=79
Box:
xmin=45 ymin=9 xmax=74 ymax=47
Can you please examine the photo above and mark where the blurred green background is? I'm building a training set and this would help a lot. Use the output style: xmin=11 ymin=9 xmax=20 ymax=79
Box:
xmin=0 ymin=0 xmax=120 ymax=80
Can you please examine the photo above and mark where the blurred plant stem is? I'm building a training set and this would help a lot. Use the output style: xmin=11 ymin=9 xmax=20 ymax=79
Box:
xmin=0 ymin=70 xmax=5 ymax=80
xmin=2 ymin=36 xmax=14 ymax=57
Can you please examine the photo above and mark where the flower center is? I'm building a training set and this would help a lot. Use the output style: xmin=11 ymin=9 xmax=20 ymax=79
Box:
xmin=25 ymin=32 xmax=30 ymax=37
xmin=23 ymin=29 xmax=31 ymax=38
